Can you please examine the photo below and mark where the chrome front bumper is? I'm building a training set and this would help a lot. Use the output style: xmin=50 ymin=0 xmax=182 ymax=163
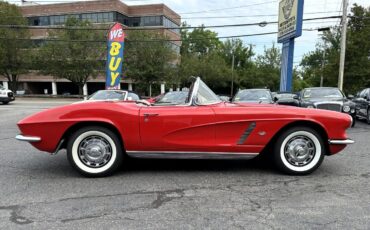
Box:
xmin=15 ymin=135 xmax=41 ymax=142
xmin=328 ymin=139 xmax=355 ymax=145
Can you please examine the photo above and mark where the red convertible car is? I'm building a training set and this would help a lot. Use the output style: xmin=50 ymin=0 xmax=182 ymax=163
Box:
xmin=16 ymin=78 xmax=354 ymax=177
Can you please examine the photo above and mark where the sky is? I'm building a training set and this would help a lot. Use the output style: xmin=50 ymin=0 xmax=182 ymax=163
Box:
xmin=7 ymin=0 xmax=370 ymax=66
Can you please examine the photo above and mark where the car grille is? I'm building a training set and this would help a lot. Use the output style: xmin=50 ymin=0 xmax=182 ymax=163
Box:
xmin=8 ymin=92 xmax=14 ymax=98
xmin=316 ymin=103 xmax=341 ymax=112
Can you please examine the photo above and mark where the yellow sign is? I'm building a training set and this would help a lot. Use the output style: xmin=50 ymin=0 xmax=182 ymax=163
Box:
xmin=278 ymin=0 xmax=303 ymax=42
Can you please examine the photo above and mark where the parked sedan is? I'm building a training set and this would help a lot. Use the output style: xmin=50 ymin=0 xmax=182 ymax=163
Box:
xmin=233 ymin=89 xmax=273 ymax=104
xmin=16 ymin=77 xmax=354 ymax=177
xmin=298 ymin=87 xmax=356 ymax=127
xmin=88 ymin=90 xmax=140 ymax=101
xmin=353 ymin=88 xmax=370 ymax=124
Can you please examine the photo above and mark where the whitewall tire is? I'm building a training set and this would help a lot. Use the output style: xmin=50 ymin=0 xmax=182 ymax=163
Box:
xmin=67 ymin=126 xmax=123 ymax=177
xmin=273 ymin=127 xmax=325 ymax=175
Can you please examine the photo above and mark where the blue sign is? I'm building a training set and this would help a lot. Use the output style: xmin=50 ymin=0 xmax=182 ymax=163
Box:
xmin=278 ymin=0 xmax=304 ymax=92
xmin=278 ymin=0 xmax=304 ymax=43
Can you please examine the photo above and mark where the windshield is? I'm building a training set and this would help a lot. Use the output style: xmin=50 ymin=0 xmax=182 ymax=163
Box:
xmin=276 ymin=93 xmax=296 ymax=99
xmin=157 ymin=91 xmax=188 ymax=105
xmin=303 ymin=88 xmax=344 ymax=99
xmin=234 ymin=90 xmax=272 ymax=102
xmin=89 ymin=90 xmax=127 ymax=100
xmin=0 ymin=84 xmax=4 ymax=90
xmin=196 ymin=80 xmax=222 ymax=105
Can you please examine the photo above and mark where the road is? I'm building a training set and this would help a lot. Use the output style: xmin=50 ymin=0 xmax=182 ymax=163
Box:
xmin=0 ymin=99 xmax=369 ymax=229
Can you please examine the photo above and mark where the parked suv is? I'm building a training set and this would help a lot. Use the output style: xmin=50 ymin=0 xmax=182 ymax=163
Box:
xmin=0 ymin=84 xmax=15 ymax=105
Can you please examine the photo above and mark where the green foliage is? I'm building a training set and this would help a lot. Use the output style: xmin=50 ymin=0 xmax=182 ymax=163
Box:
xmin=124 ymin=30 xmax=176 ymax=95
xmin=300 ymin=4 xmax=370 ymax=94
xmin=38 ymin=17 xmax=105 ymax=94
xmin=0 ymin=1 xmax=30 ymax=91
xmin=181 ymin=24 xmax=221 ymax=55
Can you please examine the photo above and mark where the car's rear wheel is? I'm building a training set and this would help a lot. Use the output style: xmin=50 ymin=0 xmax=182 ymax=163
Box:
xmin=273 ymin=126 xmax=325 ymax=175
xmin=2 ymin=101 xmax=9 ymax=105
xmin=67 ymin=126 xmax=123 ymax=177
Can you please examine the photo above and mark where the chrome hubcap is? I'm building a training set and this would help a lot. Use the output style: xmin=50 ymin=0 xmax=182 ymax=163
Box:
xmin=284 ymin=135 xmax=316 ymax=167
xmin=78 ymin=136 xmax=112 ymax=168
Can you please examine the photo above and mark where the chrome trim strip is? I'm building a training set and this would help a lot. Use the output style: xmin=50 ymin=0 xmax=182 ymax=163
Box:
xmin=126 ymin=151 xmax=259 ymax=160
xmin=237 ymin=122 xmax=256 ymax=145
xmin=15 ymin=134 xmax=41 ymax=142
xmin=328 ymin=139 xmax=355 ymax=145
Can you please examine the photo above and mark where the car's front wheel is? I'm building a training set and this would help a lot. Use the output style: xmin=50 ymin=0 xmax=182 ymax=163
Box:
xmin=67 ymin=126 xmax=123 ymax=177
xmin=273 ymin=127 xmax=325 ymax=175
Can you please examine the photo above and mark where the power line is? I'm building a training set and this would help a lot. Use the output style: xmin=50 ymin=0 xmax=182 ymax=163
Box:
xmin=178 ymin=1 xmax=276 ymax=14
xmin=0 ymin=15 xmax=343 ymax=30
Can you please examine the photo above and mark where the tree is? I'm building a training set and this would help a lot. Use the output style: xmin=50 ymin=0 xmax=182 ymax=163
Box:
xmin=300 ymin=4 xmax=370 ymax=93
xmin=180 ymin=24 xmax=221 ymax=55
xmin=0 ymin=2 xmax=31 ymax=92
xmin=38 ymin=17 xmax=105 ymax=95
xmin=124 ymin=30 xmax=176 ymax=96
xmin=243 ymin=44 xmax=281 ymax=91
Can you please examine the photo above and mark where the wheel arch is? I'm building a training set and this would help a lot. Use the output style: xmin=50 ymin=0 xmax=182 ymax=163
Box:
xmin=59 ymin=121 xmax=125 ymax=152
xmin=261 ymin=120 xmax=329 ymax=156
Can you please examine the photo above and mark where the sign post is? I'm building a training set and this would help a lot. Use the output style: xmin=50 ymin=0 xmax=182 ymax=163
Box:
xmin=278 ymin=0 xmax=304 ymax=92
xmin=106 ymin=23 xmax=125 ymax=90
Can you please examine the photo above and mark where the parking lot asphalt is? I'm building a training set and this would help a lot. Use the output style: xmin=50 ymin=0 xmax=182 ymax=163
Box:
xmin=0 ymin=99 xmax=369 ymax=229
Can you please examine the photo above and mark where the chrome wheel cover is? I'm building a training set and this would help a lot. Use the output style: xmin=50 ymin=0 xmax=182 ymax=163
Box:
xmin=78 ymin=135 xmax=112 ymax=168
xmin=284 ymin=135 xmax=316 ymax=167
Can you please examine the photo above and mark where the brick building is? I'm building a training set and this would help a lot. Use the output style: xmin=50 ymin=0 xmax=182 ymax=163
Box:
xmin=0 ymin=0 xmax=181 ymax=95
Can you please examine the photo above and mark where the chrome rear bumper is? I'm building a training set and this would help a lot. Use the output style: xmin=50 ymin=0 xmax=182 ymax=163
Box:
xmin=15 ymin=135 xmax=41 ymax=142
xmin=328 ymin=139 xmax=355 ymax=145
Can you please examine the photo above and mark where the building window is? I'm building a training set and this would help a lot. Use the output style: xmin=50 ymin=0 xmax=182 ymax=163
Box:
xmin=163 ymin=16 xmax=180 ymax=34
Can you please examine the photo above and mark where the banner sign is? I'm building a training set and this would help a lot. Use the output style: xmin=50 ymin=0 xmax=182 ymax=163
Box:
xmin=278 ymin=0 xmax=304 ymax=43
xmin=106 ymin=23 xmax=125 ymax=89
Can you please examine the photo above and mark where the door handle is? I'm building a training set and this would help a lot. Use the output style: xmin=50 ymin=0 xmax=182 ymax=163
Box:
xmin=144 ymin=113 xmax=159 ymax=117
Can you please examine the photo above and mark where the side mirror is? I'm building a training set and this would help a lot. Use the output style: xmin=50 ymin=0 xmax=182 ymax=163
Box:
xmin=364 ymin=95 xmax=369 ymax=100
xmin=273 ymin=97 xmax=279 ymax=102
xmin=347 ymin=94 xmax=354 ymax=99
xmin=293 ymin=95 xmax=299 ymax=100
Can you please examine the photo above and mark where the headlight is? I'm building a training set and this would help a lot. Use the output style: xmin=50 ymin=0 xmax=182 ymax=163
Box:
xmin=307 ymin=105 xmax=314 ymax=108
xmin=343 ymin=105 xmax=351 ymax=113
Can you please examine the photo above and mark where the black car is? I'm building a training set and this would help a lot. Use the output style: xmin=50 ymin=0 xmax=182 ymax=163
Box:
xmin=353 ymin=88 xmax=370 ymax=124
xmin=298 ymin=87 xmax=356 ymax=126
xmin=274 ymin=92 xmax=299 ymax=106
xmin=233 ymin=89 xmax=274 ymax=104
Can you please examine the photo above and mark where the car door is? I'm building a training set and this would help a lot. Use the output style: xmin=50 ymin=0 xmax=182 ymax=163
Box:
xmin=139 ymin=105 xmax=216 ymax=152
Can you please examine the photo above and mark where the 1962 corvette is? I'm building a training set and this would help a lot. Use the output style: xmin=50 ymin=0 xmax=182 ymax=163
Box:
xmin=16 ymin=78 xmax=354 ymax=177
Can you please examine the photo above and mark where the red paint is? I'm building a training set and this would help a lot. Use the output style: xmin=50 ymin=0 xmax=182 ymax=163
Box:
xmin=17 ymin=101 xmax=352 ymax=155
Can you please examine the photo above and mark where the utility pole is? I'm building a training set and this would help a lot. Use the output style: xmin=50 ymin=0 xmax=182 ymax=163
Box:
xmin=318 ymin=27 xmax=330 ymax=87
xmin=320 ymin=50 xmax=325 ymax=87
xmin=338 ymin=0 xmax=349 ymax=90
xmin=230 ymin=54 xmax=235 ymax=97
